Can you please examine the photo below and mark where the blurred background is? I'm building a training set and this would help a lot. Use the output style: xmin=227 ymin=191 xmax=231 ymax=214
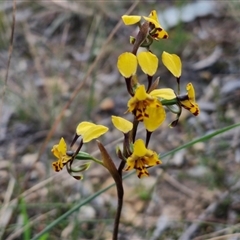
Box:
xmin=0 ymin=0 xmax=240 ymax=239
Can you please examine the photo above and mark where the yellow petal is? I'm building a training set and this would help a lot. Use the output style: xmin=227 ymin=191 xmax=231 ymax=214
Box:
xmin=133 ymin=139 xmax=147 ymax=156
xmin=181 ymin=83 xmax=200 ymax=116
xmin=143 ymin=16 xmax=160 ymax=28
xmin=51 ymin=137 xmax=67 ymax=158
xmin=76 ymin=122 xmax=95 ymax=136
xmin=186 ymin=83 xmax=195 ymax=101
xmin=148 ymin=10 xmax=159 ymax=22
xmin=76 ymin=122 xmax=108 ymax=143
xmin=181 ymin=100 xmax=200 ymax=116
xmin=147 ymin=152 xmax=161 ymax=166
xmin=150 ymin=88 xmax=176 ymax=99
xmin=117 ymin=52 xmax=138 ymax=78
xmin=51 ymin=144 xmax=60 ymax=158
xmin=137 ymin=52 xmax=158 ymax=76
xmin=134 ymin=85 xmax=149 ymax=101
xmin=152 ymin=28 xmax=169 ymax=40
xmin=125 ymin=157 xmax=135 ymax=171
xmin=122 ymin=15 xmax=141 ymax=25
xmin=82 ymin=125 xmax=108 ymax=143
xmin=162 ymin=51 xmax=182 ymax=78
xmin=112 ymin=116 xmax=133 ymax=133
xmin=143 ymin=10 xmax=168 ymax=39
xmin=58 ymin=138 xmax=67 ymax=152
xmin=189 ymin=103 xmax=200 ymax=116
xmin=143 ymin=104 xmax=166 ymax=132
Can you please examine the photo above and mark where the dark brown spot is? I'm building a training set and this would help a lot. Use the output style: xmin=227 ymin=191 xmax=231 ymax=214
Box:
xmin=193 ymin=109 xmax=199 ymax=116
xmin=73 ymin=176 xmax=82 ymax=180
xmin=156 ymin=27 xmax=162 ymax=32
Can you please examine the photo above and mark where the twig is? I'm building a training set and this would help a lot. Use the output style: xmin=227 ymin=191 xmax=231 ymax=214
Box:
xmin=179 ymin=192 xmax=228 ymax=240
xmin=193 ymin=223 xmax=240 ymax=240
xmin=207 ymin=233 xmax=240 ymax=240
xmin=42 ymin=0 xmax=93 ymax=16
xmin=163 ymin=172 xmax=199 ymax=199
xmin=0 ymin=176 xmax=16 ymax=239
xmin=179 ymin=180 xmax=240 ymax=240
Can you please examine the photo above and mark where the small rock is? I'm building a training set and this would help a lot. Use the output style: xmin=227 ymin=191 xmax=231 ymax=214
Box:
xmin=187 ymin=165 xmax=210 ymax=178
xmin=77 ymin=205 xmax=96 ymax=221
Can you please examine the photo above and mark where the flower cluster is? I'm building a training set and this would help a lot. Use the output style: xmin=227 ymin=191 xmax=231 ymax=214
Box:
xmin=51 ymin=10 xmax=200 ymax=180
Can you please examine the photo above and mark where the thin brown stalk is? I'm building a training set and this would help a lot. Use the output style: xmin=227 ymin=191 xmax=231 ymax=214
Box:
xmin=113 ymin=184 xmax=124 ymax=240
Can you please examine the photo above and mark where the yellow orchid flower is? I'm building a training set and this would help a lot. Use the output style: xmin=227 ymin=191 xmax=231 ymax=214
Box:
xmin=112 ymin=116 xmax=133 ymax=134
xmin=117 ymin=51 xmax=158 ymax=78
xmin=162 ymin=51 xmax=182 ymax=78
xmin=76 ymin=122 xmax=109 ymax=143
xmin=52 ymin=137 xmax=72 ymax=172
xmin=180 ymin=83 xmax=200 ymax=116
xmin=122 ymin=10 xmax=168 ymax=40
xmin=125 ymin=139 xmax=161 ymax=178
xmin=127 ymin=85 xmax=174 ymax=132
xmin=143 ymin=10 xmax=168 ymax=39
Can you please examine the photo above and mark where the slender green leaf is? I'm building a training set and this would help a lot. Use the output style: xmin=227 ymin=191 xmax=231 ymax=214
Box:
xmin=20 ymin=197 xmax=31 ymax=240
xmin=160 ymin=122 xmax=240 ymax=159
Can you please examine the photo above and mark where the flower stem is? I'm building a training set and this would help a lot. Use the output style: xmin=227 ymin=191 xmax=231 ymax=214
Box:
xmin=112 ymin=178 xmax=124 ymax=240
xmin=131 ymin=117 xmax=139 ymax=142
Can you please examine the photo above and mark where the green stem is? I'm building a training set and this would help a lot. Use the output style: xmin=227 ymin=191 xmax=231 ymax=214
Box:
xmin=74 ymin=155 xmax=104 ymax=166
xmin=160 ymin=98 xmax=178 ymax=106
xmin=177 ymin=77 xmax=180 ymax=94
xmin=91 ymin=157 xmax=104 ymax=166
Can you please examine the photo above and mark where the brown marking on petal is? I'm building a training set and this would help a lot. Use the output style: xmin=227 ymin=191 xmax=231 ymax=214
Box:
xmin=144 ymin=113 xmax=149 ymax=118
xmin=52 ymin=162 xmax=62 ymax=172
xmin=136 ymin=113 xmax=143 ymax=121
xmin=125 ymin=166 xmax=131 ymax=171
xmin=192 ymin=108 xmax=200 ymax=116
xmin=138 ymin=170 xmax=149 ymax=178
xmin=183 ymin=106 xmax=191 ymax=111
xmin=151 ymin=33 xmax=158 ymax=39
xmin=156 ymin=160 xmax=161 ymax=164
xmin=163 ymin=34 xmax=168 ymax=39
xmin=156 ymin=27 xmax=162 ymax=32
